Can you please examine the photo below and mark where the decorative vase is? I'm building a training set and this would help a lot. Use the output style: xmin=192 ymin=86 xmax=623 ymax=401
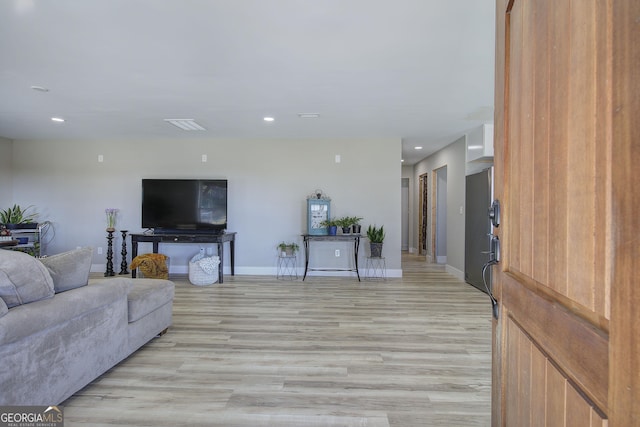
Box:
xmin=328 ymin=225 xmax=338 ymax=236
xmin=352 ymin=224 xmax=361 ymax=234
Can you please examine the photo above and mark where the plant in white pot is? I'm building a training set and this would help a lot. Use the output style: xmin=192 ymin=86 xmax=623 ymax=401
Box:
xmin=366 ymin=224 xmax=385 ymax=257
xmin=277 ymin=242 xmax=300 ymax=256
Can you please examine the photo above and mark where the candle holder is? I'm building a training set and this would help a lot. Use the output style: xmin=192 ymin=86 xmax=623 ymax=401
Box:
xmin=119 ymin=230 xmax=129 ymax=275
xmin=105 ymin=228 xmax=115 ymax=277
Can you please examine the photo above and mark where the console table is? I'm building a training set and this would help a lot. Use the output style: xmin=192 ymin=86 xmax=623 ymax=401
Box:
xmin=130 ymin=232 xmax=236 ymax=283
xmin=302 ymin=234 xmax=361 ymax=281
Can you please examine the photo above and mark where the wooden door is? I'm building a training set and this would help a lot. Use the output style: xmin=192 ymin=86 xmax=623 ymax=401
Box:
xmin=492 ymin=0 xmax=639 ymax=425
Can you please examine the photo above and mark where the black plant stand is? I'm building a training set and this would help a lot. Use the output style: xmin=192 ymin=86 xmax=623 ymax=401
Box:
xmin=119 ymin=229 xmax=129 ymax=275
xmin=105 ymin=228 xmax=115 ymax=277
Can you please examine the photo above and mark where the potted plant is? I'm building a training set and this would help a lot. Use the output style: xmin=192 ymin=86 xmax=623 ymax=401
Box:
xmin=0 ymin=204 xmax=38 ymax=229
xmin=277 ymin=241 xmax=299 ymax=256
xmin=320 ymin=218 xmax=338 ymax=236
xmin=335 ymin=216 xmax=353 ymax=234
xmin=366 ymin=224 xmax=385 ymax=257
xmin=348 ymin=216 xmax=363 ymax=234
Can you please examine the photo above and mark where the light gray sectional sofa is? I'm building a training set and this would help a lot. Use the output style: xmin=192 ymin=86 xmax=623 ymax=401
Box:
xmin=0 ymin=247 xmax=174 ymax=405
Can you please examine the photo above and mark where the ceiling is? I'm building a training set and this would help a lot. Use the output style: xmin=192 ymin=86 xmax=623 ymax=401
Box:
xmin=0 ymin=0 xmax=495 ymax=165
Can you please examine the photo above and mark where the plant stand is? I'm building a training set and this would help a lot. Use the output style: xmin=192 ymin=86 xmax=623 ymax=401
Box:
xmin=277 ymin=255 xmax=298 ymax=280
xmin=365 ymin=256 xmax=386 ymax=281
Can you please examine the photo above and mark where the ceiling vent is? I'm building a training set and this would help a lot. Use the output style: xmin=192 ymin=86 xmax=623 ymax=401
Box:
xmin=164 ymin=119 xmax=206 ymax=131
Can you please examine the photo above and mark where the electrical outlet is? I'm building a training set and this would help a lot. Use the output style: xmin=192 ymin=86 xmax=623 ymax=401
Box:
xmin=335 ymin=249 xmax=340 ymax=257
xmin=97 ymin=247 xmax=103 ymax=254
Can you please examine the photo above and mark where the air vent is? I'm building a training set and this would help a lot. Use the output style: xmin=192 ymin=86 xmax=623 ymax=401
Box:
xmin=164 ymin=119 xmax=206 ymax=131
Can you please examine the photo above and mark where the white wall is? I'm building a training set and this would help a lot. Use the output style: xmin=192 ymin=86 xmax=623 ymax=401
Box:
xmin=8 ymin=137 xmax=402 ymax=276
xmin=0 ymin=137 xmax=13 ymax=207
xmin=412 ymin=136 xmax=466 ymax=279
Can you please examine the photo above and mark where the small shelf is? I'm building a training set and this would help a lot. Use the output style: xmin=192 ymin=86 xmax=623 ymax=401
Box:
xmin=277 ymin=255 xmax=298 ymax=280
xmin=2 ymin=221 xmax=51 ymax=257
xmin=365 ymin=256 xmax=386 ymax=281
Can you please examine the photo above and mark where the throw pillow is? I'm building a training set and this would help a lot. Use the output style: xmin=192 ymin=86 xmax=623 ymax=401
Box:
xmin=0 ymin=249 xmax=54 ymax=308
xmin=40 ymin=247 xmax=93 ymax=293
xmin=0 ymin=296 xmax=7 ymax=318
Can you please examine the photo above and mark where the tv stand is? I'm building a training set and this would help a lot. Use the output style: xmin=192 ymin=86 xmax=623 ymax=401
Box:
xmin=130 ymin=231 xmax=236 ymax=283
xmin=152 ymin=228 xmax=226 ymax=235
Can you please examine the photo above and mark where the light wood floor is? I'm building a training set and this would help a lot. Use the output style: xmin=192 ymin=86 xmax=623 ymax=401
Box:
xmin=64 ymin=253 xmax=492 ymax=426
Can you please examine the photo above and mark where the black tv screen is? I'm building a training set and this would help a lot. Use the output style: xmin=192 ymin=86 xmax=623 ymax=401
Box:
xmin=142 ymin=179 xmax=227 ymax=232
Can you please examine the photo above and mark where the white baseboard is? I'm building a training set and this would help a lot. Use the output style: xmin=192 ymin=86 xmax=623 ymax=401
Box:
xmin=92 ymin=264 xmax=404 ymax=279
xmin=445 ymin=264 xmax=465 ymax=281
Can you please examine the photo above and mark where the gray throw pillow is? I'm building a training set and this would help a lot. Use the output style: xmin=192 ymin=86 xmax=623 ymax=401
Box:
xmin=0 ymin=296 xmax=7 ymax=318
xmin=40 ymin=247 xmax=93 ymax=293
xmin=0 ymin=249 xmax=54 ymax=308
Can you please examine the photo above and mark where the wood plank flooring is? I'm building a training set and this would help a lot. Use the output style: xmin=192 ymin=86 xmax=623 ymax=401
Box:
xmin=63 ymin=253 xmax=492 ymax=426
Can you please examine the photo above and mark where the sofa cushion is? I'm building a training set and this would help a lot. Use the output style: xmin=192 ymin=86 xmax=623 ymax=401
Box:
xmin=0 ymin=249 xmax=54 ymax=308
xmin=127 ymin=279 xmax=174 ymax=323
xmin=0 ymin=297 xmax=7 ymax=318
xmin=0 ymin=278 xmax=130 ymax=347
xmin=41 ymin=247 xmax=93 ymax=293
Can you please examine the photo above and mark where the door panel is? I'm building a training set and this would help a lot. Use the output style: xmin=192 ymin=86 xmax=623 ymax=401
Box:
xmin=505 ymin=0 xmax=610 ymax=319
xmin=492 ymin=0 xmax=622 ymax=424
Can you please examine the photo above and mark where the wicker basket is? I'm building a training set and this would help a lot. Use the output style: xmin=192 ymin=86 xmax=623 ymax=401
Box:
xmin=188 ymin=248 xmax=220 ymax=286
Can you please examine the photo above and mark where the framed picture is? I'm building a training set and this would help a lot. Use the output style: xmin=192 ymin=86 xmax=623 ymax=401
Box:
xmin=307 ymin=198 xmax=330 ymax=235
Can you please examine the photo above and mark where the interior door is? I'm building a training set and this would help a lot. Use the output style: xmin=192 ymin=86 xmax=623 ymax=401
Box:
xmin=492 ymin=0 xmax=639 ymax=425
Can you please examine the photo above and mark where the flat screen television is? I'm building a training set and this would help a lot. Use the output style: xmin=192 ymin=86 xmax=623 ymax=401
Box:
xmin=142 ymin=179 xmax=227 ymax=233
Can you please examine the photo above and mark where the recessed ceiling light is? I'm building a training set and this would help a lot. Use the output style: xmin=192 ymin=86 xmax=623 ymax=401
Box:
xmin=51 ymin=117 xmax=65 ymax=123
xmin=264 ymin=117 xmax=275 ymax=122
xmin=401 ymin=159 xmax=405 ymax=162
xmin=298 ymin=113 xmax=320 ymax=119
xmin=414 ymin=146 xmax=423 ymax=150
xmin=164 ymin=119 xmax=206 ymax=131
xmin=31 ymin=86 xmax=49 ymax=92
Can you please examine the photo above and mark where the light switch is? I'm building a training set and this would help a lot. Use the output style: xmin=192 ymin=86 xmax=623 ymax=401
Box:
xmin=201 ymin=154 xmax=207 ymax=163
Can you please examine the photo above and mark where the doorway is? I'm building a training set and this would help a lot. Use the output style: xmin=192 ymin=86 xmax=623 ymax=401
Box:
xmin=418 ymin=173 xmax=428 ymax=257
xmin=432 ymin=166 xmax=447 ymax=264
xmin=401 ymin=178 xmax=409 ymax=251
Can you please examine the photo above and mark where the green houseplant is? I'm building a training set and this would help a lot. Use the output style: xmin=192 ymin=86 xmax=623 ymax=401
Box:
xmin=277 ymin=242 xmax=299 ymax=256
xmin=320 ymin=218 xmax=338 ymax=236
xmin=0 ymin=204 xmax=38 ymax=229
xmin=366 ymin=224 xmax=385 ymax=257
xmin=335 ymin=216 xmax=354 ymax=234
xmin=348 ymin=216 xmax=363 ymax=234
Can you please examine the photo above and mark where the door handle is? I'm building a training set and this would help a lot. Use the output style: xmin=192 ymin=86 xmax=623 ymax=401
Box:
xmin=488 ymin=199 xmax=500 ymax=228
